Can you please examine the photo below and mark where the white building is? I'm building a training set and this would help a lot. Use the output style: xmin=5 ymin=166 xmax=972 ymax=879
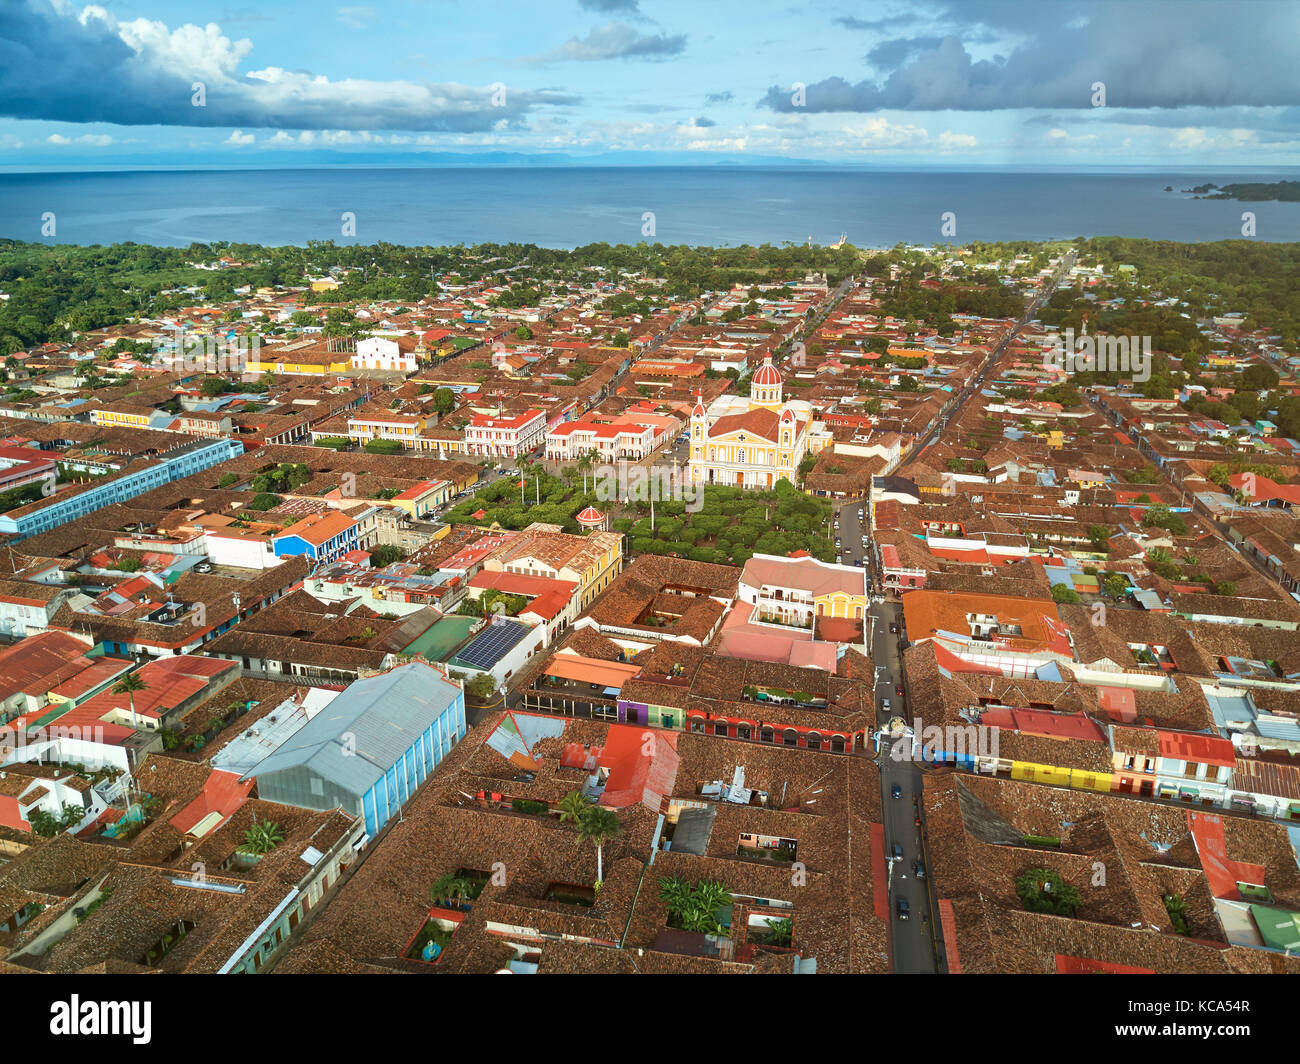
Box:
xmin=352 ymin=336 xmax=418 ymax=373
xmin=465 ymin=409 xmax=546 ymax=459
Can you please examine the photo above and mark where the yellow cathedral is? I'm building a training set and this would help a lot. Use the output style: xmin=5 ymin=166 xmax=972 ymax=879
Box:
xmin=688 ymin=355 xmax=820 ymax=489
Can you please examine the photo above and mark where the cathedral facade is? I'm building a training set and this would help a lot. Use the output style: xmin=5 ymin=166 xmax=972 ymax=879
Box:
xmin=687 ymin=355 xmax=820 ymax=489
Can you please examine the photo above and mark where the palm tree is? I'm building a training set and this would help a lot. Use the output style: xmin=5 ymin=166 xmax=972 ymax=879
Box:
xmin=577 ymin=806 xmax=621 ymax=885
xmin=557 ymin=790 xmax=590 ymax=825
xmin=430 ymin=872 xmax=475 ymax=909
xmin=113 ymin=673 xmax=149 ymax=730
xmin=241 ymin=820 xmax=285 ymax=855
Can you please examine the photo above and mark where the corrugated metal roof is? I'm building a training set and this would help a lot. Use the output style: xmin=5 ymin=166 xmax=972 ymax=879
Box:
xmin=243 ymin=663 xmax=462 ymax=794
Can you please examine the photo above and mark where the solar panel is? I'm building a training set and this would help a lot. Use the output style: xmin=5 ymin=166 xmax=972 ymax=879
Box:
xmin=457 ymin=619 xmax=529 ymax=670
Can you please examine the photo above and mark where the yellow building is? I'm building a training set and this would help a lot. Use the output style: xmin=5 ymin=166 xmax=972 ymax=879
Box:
xmin=688 ymin=356 xmax=812 ymax=489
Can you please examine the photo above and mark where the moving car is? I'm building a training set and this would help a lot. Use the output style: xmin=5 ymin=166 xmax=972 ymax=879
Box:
xmin=896 ymin=897 xmax=910 ymax=920
xmin=891 ymin=842 xmax=903 ymax=860
xmin=913 ymin=860 xmax=926 ymax=880
xmin=890 ymin=623 xmax=899 ymax=634
xmin=891 ymin=784 xmax=902 ymax=799
xmin=881 ymin=698 xmax=891 ymax=713
xmin=896 ymin=684 xmax=905 ymax=698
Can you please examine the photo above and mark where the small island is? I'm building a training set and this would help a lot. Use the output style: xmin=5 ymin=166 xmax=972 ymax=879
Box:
xmin=1174 ymin=180 xmax=1300 ymax=202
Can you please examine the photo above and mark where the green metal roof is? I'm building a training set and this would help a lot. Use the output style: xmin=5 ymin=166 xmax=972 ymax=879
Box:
xmin=1250 ymin=904 xmax=1300 ymax=952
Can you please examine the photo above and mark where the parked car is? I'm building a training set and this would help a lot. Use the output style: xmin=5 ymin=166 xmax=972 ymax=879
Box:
xmin=890 ymin=623 xmax=899 ymax=634
xmin=891 ymin=784 xmax=902 ymax=799
xmin=896 ymin=684 xmax=905 ymax=698
xmin=195 ymin=562 xmax=212 ymax=574
xmin=896 ymin=897 xmax=910 ymax=920
xmin=891 ymin=842 xmax=903 ymax=860
xmin=881 ymin=698 xmax=891 ymax=713
xmin=913 ymin=860 xmax=926 ymax=880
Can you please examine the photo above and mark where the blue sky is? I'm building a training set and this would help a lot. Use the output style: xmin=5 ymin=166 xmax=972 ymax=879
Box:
xmin=1 ymin=0 xmax=1298 ymax=168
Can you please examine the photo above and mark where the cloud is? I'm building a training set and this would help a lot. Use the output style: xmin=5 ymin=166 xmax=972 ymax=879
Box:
xmin=225 ymin=129 xmax=255 ymax=145
xmin=763 ymin=2 xmax=1300 ymax=112
xmin=46 ymin=132 xmax=113 ymax=146
xmin=866 ymin=35 xmax=946 ymax=72
xmin=578 ymin=0 xmax=641 ymax=12
xmin=704 ymin=90 xmax=734 ymax=105
xmin=689 ymin=116 xmax=716 ymax=127
xmin=0 ymin=1 xmax=578 ymax=131
xmin=530 ymin=22 xmax=685 ymax=63
xmin=834 ymin=14 xmax=920 ymax=32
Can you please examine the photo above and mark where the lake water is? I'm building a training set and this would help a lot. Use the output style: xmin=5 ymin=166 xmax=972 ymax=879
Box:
xmin=2 ymin=166 xmax=1298 ymax=248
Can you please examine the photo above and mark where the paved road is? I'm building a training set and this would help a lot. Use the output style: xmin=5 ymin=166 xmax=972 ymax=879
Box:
xmin=911 ymin=251 xmax=1076 ymax=456
xmin=830 ymin=499 xmax=936 ymax=971
xmin=835 ymin=258 xmax=1077 ymax=973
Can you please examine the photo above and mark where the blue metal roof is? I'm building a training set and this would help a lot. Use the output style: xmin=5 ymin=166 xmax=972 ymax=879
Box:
xmin=243 ymin=662 xmax=462 ymax=794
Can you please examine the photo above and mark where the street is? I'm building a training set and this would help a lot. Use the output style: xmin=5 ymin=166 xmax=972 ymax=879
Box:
xmin=832 ymin=498 xmax=938 ymax=972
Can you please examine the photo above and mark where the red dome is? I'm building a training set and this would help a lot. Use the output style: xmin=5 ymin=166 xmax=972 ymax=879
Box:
xmin=576 ymin=506 xmax=606 ymax=524
xmin=752 ymin=357 xmax=782 ymax=387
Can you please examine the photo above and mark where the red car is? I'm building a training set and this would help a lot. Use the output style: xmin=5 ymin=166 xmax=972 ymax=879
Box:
xmin=895 ymin=685 xmax=904 ymax=698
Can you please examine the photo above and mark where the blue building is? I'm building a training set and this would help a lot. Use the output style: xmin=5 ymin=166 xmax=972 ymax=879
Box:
xmin=242 ymin=662 xmax=466 ymax=836
xmin=0 ymin=437 xmax=243 ymax=540
xmin=272 ymin=509 xmax=360 ymax=563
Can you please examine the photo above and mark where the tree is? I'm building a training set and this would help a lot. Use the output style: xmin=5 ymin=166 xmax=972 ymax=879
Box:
xmin=1015 ymin=867 xmax=1080 ymax=917
xmin=577 ymin=806 xmax=621 ymax=884
xmin=515 ymin=324 xmax=533 ymax=340
xmin=431 ymin=872 xmax=475 ymax=909
xmin=557 ymin=790 xmax=591 ymax=825
xmin=1102 ymin=573 xmax=1129 ymax=599
xmin=689 ymin=880 xmax=734 ymax=933
xmin=247 ymin=492 xmax=281 ymax=511
xmin=28 ymin=803 xmax=84 ymax=837
xmin=113 ymin=673 xmax=149 ymax=730
xmin=364 ymin=438 xmax=404 ymax=455
xmin=762 ymin=916 xmax=794 ymax=947
xmin=657 ymin=875 xmax=693 ymax=920
xmin=1051 ymin=584 xmax=1081 ymax=605
xmin=432 ymin=387 xmax=455 ymax=417
xmin=465 ymin=673 xmax=498 ymax=701
xmin=241 ymin=819 xmax=285 ymax=855
xmin=369 ymin=544 xmax=405 ymax=567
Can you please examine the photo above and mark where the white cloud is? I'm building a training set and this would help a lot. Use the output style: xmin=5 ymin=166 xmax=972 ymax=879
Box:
xmin=225 ymin=129 xmax=255 ymax=145
xmin=45 ymin=132 xmax=113 ymax=146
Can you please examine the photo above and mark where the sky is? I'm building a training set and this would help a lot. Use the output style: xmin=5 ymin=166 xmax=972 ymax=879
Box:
xmin=1 ymin=0 xmax=1298 ymax=169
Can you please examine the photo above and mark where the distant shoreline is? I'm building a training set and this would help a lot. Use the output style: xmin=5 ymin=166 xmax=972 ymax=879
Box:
xmin=1172 ymin=180 xmax=1300 ymax=203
